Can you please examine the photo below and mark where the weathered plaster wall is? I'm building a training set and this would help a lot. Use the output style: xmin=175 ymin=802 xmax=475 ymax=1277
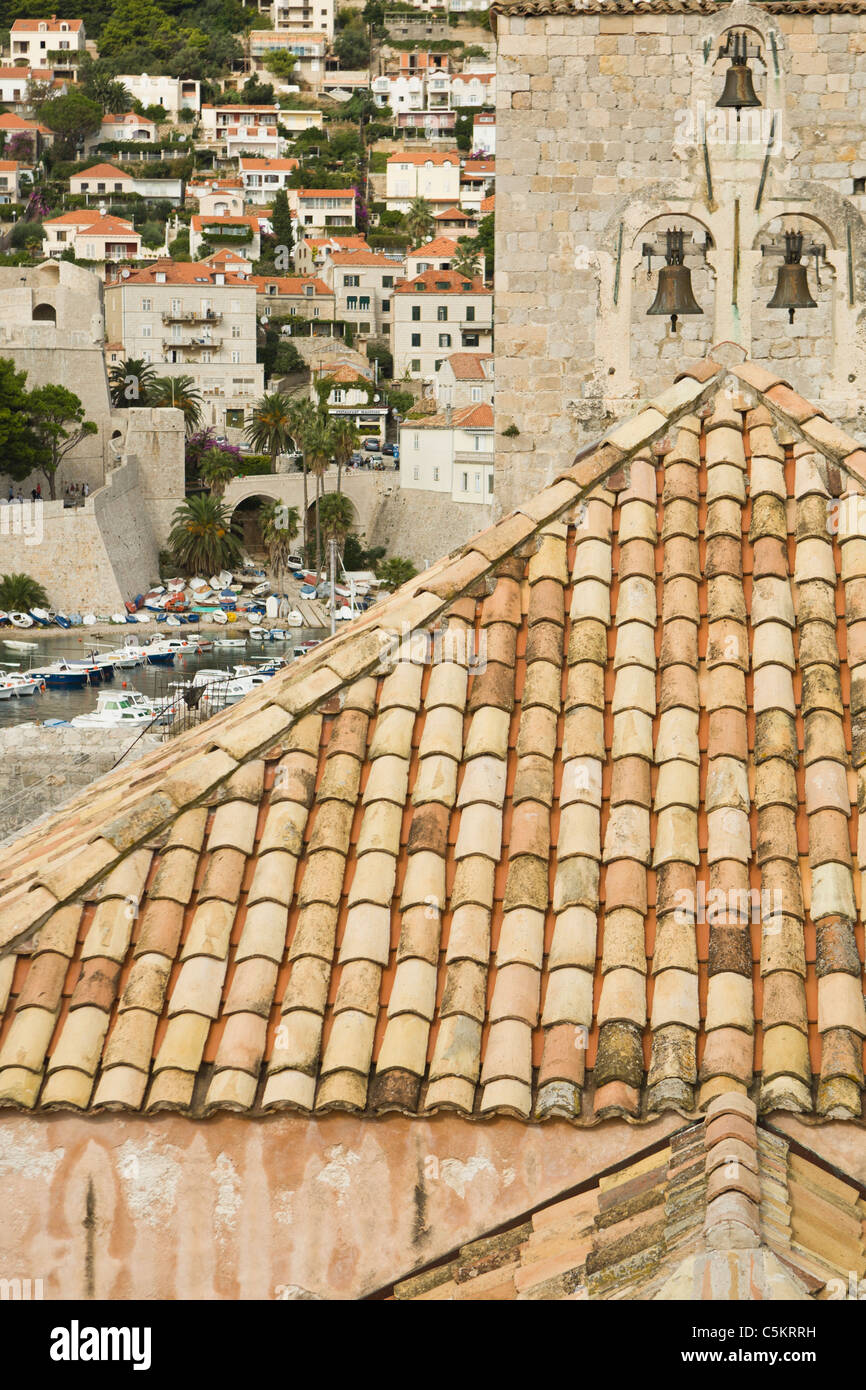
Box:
xmin=0 ymin=1111 xmax=682 ymax=1299
xmin=494 ymin=0 xmax=866 ymax=511
xmin=365 ymin=489 xmax=496 ymax=568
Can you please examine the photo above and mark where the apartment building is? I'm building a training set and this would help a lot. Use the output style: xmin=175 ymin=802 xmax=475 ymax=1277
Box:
xmin=116 ymin=75 xmax=202 ymax=117
xmin=250 ymin=273 xmax=335 ymax=325
xmin=86 ymin=112 xmax=157 ymax=153
xmin=433 ymin=351 xmax=494 ymax=408
xmin=399 ymin=402 xmax=494 ymax=503
xmin=290 ymin=187 xmax=355 ymax=231
xmin=0 ymin=160 xmax=27 ymax=203
xmin=105 ymin=260 xmax=264 ymax=433
xmin=9 ymin=16 xmax=85 ymax=69
xmin=313 ymin=361 xmax=388 ymax=442
xmin=460 ymin=158 xmax=495 ymax=215
xmin=391 ymin=267 xmax=492 ymax=379
xmin=450 ymin=70 xmax=495 ymax=107
xmin=294 ymin=234 xmax=369 ymax=275
xmin=473 ymin=112 xmax=495 ymax=155
xmin=43 ymin=210 xmax=142 ymax=262
xmin=371 ymin=73 xmax=424 ymax=116
xmin=70 ymin=163 xmax=183 ymax=205
xmin=239 ymin=156 xmax=299 ymax=197
xmin=248 ymin=30 xmax=327 ymax=87
xmin=405 ymin=236 xmax=459 ymax=279
xmin=322 ymin=247 xmax=404 ymax=342
xmin=385 ymin=151 xmax=461 ymax=213
xmin=187 ymin=181 xmax=246 ymax=217
xmin=270 ymin=0 xmax=334 ymax=42
xmin=189 ymin=214 xmax=261 ymax=262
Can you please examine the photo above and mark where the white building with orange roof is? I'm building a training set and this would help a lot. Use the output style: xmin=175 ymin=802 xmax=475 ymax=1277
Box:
xmin=391 ymin=266 xmax=492 ymax=379
xmin=0 ymin=159 xmax=27 ymax=203
xmin=0 ymin=111 xmax=52 ymax=151
xmin=399 ymin=400 xmax=494 ymax=503
xmin=9 ymin=15 xmax=85 ymax=67
xmin=294 ymin=233 xmax=369 ymax=276
xmin=433 ymin=205 xmax=477 ymax=236
xmin=239 ymin=156 xmax=299 ymax=197
xmin=450 ymin=69 xmax=495 ymax=107
xmin=104 ymin=258 xmax=263 ymax=434
xmin=199 ymin=103 xmax=321 ymax=158
xmin=385 ymin=150 xmax=461 ymax=213
xmin=200 ymin=248 xmax=255 ymax=277
xmin=42 ymin=209 xmax=142 ymax=263
xmin=0 ymin=66 xmax=64 ymax=111
xmin=88 ymin=112 xmax=158 ymax=150
xmin=321 ymin=245 xmax=405 ymax=342
xmin=70 ymin=162 xmax=183 ymax=204
xmin=187 ymin=181 xmax=246 ymax=218
xmin=371 ymin=72 xmax=425 ymax=116
xmin=433 ymin=350 xmax=494 ymax=409
xmin=290 ymin=187 xmax=355 ymax=232
xmin=115 ymin=75 xmax=202 ymax=117
xmin=247 ymin=30 xmax=327 ymax=87
xmin=311 ymin=359 xmax=388 ymax=442
xmin=189 ymin=214 xmax=261 ymax=262
xmin=405 ymin=236 xmax=459 ymax=279
xmin=248 ymin=272 xmax=335 ymax=325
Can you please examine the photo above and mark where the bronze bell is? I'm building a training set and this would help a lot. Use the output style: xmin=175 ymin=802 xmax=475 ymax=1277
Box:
xmin=767 ymin=230 xmax=817 ymax=324
xmin=717 ymin=31 xmax=761 ymax=112
xmin=647 ymin=228 xmax=703 ymax=332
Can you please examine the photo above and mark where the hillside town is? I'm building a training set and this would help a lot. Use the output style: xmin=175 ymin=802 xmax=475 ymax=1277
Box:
xmin=6 ymin=0 xmax=866 ymax=1337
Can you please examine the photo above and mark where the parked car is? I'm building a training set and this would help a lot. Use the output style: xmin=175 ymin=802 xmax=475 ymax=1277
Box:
xmin=349 ymin=451 xmax=365 ymax=467
xmin=381 ymin=443 xmax=396 ymax=456
xmin=363 ymin=438 xmax=380 ymax=453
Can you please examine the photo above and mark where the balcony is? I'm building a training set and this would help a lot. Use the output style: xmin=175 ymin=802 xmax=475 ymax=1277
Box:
xmin=162 ymin=335 xmax=223 ymax=349
xmin=161 ymin=309 xmax=223 ymax=325
xmin=454 ymin=450 xmax=493 ymax=464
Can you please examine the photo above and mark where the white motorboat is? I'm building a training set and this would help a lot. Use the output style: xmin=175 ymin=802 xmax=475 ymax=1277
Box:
xmin=71 ymin=690 xmax=160 ymax=729
xmin=0 ymin=672 xmax=44 ymax=696
xmin=214 ymin=637 xmax=247 ymax=647
xmin=111 ymin=612 xmax=127 ymax=624
xmin=83 ymin=613 xmax=97 ymax=626
xmin=286 ymin=609 xmax=304 ymax=627
xmin=9 ymin=612 xmax=33 ymax=628
xmin=3 ymin=638 xmax=38 ymax=651
xmin=99 ymin=646 xmax=144 ymax=669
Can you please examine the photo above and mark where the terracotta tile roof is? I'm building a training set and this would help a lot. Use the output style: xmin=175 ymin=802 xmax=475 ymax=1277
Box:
xmin=118 ymin=260 xmax=251 ymax=286
xmin=45 ymin=211 xmax=138 ymax=235
xmin=0 ymin=160 xmax=21 ymax=171
xmin=4 ymin=360 xmax=866 ymax=1123
xmin=394 ymin=268 xmax=489 ymax=296
xmin=103 ymin=112 xmax=156 ymax=126
xmin=72 ymin=164 xmax=131 ymax=181
xmin=239 ymin=157 xmax=300 ymax=171
xmin=306 ymin=235 xmax=369 ymax=253
xmin=412 ymin=402 xmax=494 ymax=429
xmin=191 ymin=214 xmax=259 ymax=231
xmin=481 ymin=195 xmax=495 ymax=213
xmin=11 ymin=16 xmax=83 ymax=29
xmin=328 ymin=248 xmax=401 ymax=268
xmin=434 ymin=207 xmax=473 ymax=221
xmin=462 ymin=160 xmax=496 ymax=176
xmin=442 ymin=351 xmax=494 ymax=380
xmin=249 ymin=274 xmax=333 ymax=296
xmin=0 ymin=113 xmax=49 ymax=133
xmin=387 ymin=151 xmax=461 ymax=166
xmin=390 ymin=1092 xmax=866 ymax=1299
xmin=318 ymin=363 xmax=372 ymax=384
xmin=408 ymin=237 xmax=459 ymax=258
xmin=298 ymin=189 xmax=355 ymax=200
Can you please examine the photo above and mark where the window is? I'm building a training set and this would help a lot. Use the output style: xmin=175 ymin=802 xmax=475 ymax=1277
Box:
xmin=347 ymin=296 xmax=358 ymax=311
xmin=141 ymin=325 xmax=152 ymax=338
xmin=411 ymin=305 xmax=421 ymax=321
xmin=171 ymin=298 xmax=182 ymax=315
xmin=359 ymin=296 xmax=370 ymax=311
xmin=142 ymin=350 xmax=152 ymax=363
xmin=411 ymin=359 xmax=421 ymax=372
xmin=413 ymin=465 xmax=420 ymax=480
xmin=360 ymin=322 xmax=370 ymax=335
xmin=463 ymin=334 xmax=480 ymax=347
xmin=344 ymin=274 xmax=360 ymax=287
xmin=474 ymin=472 xmax=481 ymax=492
xmin=141 ymin=296 xmax=151 ymax=310
xmin=231 ymin=350 xmax=240 ymax=363
xmin=382 ymin=275 xmax=394 ymax=288
xmin=333 ymin=389 xmax=343 ymax=403
xmin=487 ymin=474 xmax=494 ymax=494
xmin=433 ymin=466 xmax=439 ymax=482
xmin=382 ymin=298 xmax=390 ymax=313
xmin=226 ymin=408 xmax=244 ymax=428
xmin=313 ymin=307 xmax=321 ymax=317
xmin=437 ymin=305 xmax=448 ymax=321
xmin=474 ymin=434 xmax=482 ymax=451
xmin=461 ymin=472 xmax=468 ymax=492
xmin=465 ymin=305 xmax=475 ymax=322
xmin=232 ymin=324 xmax=241 ymax=337
xmin=201 ymin=351 xmax=211 ymax=363
xmin=434 ymin=359 xmax=443 ymax=371
xmin=413 ymin=433 xmax=419 ymax=450
xmin=470 ymin=385 xmax=482 ymax=403
xmin=438 ymin=334 xmax=451 ymax=348
xmin=411 ymin=333 xmax=421 ymax=347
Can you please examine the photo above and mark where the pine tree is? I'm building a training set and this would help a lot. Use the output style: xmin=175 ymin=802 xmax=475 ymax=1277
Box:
xmin=272 ymin=189 xmax=294 ymax=266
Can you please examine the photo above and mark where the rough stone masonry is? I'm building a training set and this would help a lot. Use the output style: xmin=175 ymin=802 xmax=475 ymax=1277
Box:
xmin=493 ymin=0 xmax=866 ymax=512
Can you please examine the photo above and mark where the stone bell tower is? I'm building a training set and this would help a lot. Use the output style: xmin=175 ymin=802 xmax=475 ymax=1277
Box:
xmin=492 ymin=0 xmax=866 ymax=512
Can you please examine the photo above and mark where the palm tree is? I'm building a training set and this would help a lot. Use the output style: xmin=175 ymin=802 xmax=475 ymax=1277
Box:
xmin=245 ymin=391 xmax=293 ymax=470
xmin=0 ymin=572 xmax=49 ymax=611
xmin=285 ymin=398 xmax=317 ymax=565
xmin=303 ymin=414 xmax=334 ymax=577
xmin=329 ymin=416 xmax=358 ymax=496
xmin=149 ymin=375 xmax=204 ymax=434
xmin=198 ymin=448 xmax=237 ymax=497
xmin=109 ymin=357 xmax=158 ymax=409
xmin=317 ymin=492 xmax=355 ymax=554
xmin=259 ymin=499 xmax=300 ymax=597
xmin=168 ymin=494 xmax=243 ymax=575
xmin=377 ymin=556 xmax=417 ymax=590
xmin=452 ymin=241 xmax=481 ymax=279
xmin=406 ymin=196 xmax=434 ymax=247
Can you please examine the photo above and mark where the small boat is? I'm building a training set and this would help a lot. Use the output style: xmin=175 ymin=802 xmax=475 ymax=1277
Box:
xmin=71 ymin=690 xmax=161 ymax=729
xmin=125 ymin=596 xmax=143 ymax=614
xmin=0 ymin=672 xmax=43 ymax=696
xmin=214 ymin=637 xmax=247 ymax=648
xmin=211 ymin=609 xmax=228 ymax=625
xmin=165 ymin=615 xmax=182 ymax=627
xmin=145 ymin=648 xmax=176 ymax=667
xmin=299 ymin=585 xmax=317 ymax=599
xmin=9 ymin=612 xmax=34 ymax=628
xmin=251 ymin=582 xmax=271 ymax=598
xmin=55 ymin=613 xmax=71 ymax=629
xmin=83 ymin=614 xmax=97 ymax=626
xmin=29 ymin=607 xmax=51 ymax=626
xmin=287 ymin=554 xmax=304 ymax=570
xmin=68 ymin=613 xmax=83 ymax=626
xmin=287 ymin=609 xmax=304 ymax=628
xmin=3 ymin=638 xmax=38 ymax=651
xmin=248 ymin=627 xmax=271 ymax=640
xmin=0 ymin=681 xmax=12 ymax=700
xmin=111 ymin=612 xmax=127 ymax=625
xmin=30 ymin=659 xmax=91 ymax=688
